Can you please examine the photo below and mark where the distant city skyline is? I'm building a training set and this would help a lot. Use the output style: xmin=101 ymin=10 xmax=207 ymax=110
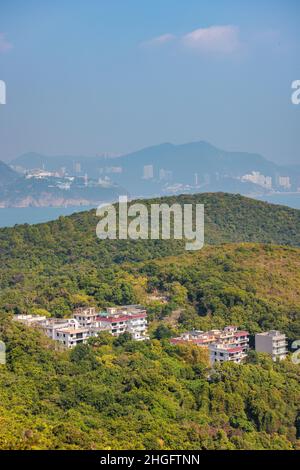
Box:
xmin=0 ymin=0 xmax=299 ymax=165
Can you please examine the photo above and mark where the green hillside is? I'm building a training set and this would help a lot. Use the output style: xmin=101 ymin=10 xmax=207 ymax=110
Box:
xmin=0 ymin=192 xmax=300 ymax=450
xmin=0 ymin=193 xmax=299 ymax=269
xmin=131 ymin=243 xmax=300 ymax=340
xmin=0 ymin=315 xmax=299 ymax=450
xmin=0 ymin=193 xmax=299 ymax=335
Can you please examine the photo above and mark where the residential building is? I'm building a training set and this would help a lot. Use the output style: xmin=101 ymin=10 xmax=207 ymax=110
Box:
xmin=13 ymin=304 xmax=149 ymax=348
xmin=74 ymin=162 xmax=81 ymax=173
xmin=255 ymin=330 xmax=287 ymax=361
xmin=241 ymin=171 xmax=272 ymax=189
xmin=143 ymin=165 xmax=154 ymax=179
xmin=123 ymin=313 xmax=148 ymax=340
xmin=13 ymin=314 xmax=47 ymax=326
xmin=73 ymin=307 xmax=99 ymax=328
xmin=278 ymin=176 xmax=291 ymax=189
xmin=159 ymin=168 xmax=173 ymax=181
xmin=98 ymin=309 xmax=149 ymax=341
xmin=55 ymin=326 xmax=91 ymax=348
xmin=43 ymin=318 xmax=80 ymax=340
xmin=171 ymin=326 xmax=250 ymax=364
xmin=209 ymin=344 xmax=247 ymax=364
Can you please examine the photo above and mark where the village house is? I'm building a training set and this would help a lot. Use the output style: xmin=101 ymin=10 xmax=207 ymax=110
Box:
xmin=54 ymin=325 xmax=91 ymax=348
xmin=209 ymin=343 xmax=248 ymax=364
xmin=73 ymin=307 xmax=100 ymax=328
xmin=13 ymin=304 xmax=149 ymax=348
xmin=170 ymin=326 xmax=250 ymax=364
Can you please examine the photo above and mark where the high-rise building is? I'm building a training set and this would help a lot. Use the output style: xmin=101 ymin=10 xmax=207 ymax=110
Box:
xmin=159 ymin=168 xmax=172 ymax=181
xmin=278 ymin=176 xmax=291 ymax=189
xmin=143 ymin=165 xmax=154 ymax=179
xmin=74 ymin=162 xmax=81 ymax=173
xmin=241 ymin=171 xmax=272 ymax=189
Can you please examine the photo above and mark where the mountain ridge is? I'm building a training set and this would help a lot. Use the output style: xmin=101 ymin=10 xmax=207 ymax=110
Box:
xmin=0 ymin=192 xmax=299 ymax=268
xmin=8 ymin=141 xmax=300 ymax=200
xmin=0 ymin=160 xmax=19 ymax=187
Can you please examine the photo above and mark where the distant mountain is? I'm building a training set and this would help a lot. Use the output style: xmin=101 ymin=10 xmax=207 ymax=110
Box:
xmin=111 ymin=141 xmax=281 ymax=190
xmin=0 ymin=161 xmax=19 ymax=187
xmin=12 ymin=141 xmax=280 ymax=177
xmin=8 ymin=142 xmax=300 ymax=207
xmin=121 ymin=141 xmax=278 ymax=174
xmin=11 ymin=141 xmax=298 ymax=197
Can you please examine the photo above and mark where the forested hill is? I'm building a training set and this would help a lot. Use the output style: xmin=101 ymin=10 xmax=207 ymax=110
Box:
xmin=0 ymin=193 xmax=300 ymax=450
xmin=0 ymin=313 xmax=299 ymax=450
xmin=0 ymin=193 xmax=299 ymax=268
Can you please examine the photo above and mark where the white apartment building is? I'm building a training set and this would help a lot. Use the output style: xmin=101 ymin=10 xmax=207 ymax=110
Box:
xmin=241 ymin=171 xmax=272 ymax=189
xmin=171 ymin=326 xmax=249 ymax=365
xmin=209 ymin=344 xmax=247 ymax=364
xmin=43 ymin=318 xmax=80 ymax=340
xmin=126 ymin=315 xmax=149 ymax=340
xmin=278 ymin=176 xmax=291 ymax=189
xmin=73 ymin=307 xmax=100 ymax=328
xmin=99 ymin=311 xmax=149 ymax=341
xmin=255 ymin=330 xmax=287 ymax=361
xmin=13 ymin=314 xmax=47 ymax=326
xmin=54 ymin=326 xmax=91 ymax=348
xmin=143 ymin=165 xmax=154 ymax=179
xmin=13 ymin=305 xmax=149 ymax=348
xmin=99 ymin=315 xmax=128 ymax=336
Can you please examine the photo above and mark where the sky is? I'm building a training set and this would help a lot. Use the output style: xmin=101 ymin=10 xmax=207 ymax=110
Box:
xmin=0 ymin=0 xmax=299 ymax=165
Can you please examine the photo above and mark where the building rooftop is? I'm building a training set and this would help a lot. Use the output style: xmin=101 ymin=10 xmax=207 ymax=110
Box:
xmin=56 ymin=327 xmax=89 ymax=334
xmin=98 ymin=312 xmax=147 ymax=322
xmin=73 ymin=307 xmax=98 ymax=316
xmin=210 ymin=344 xmax=244 ymax=353
xmin=256 ymin=330 xmax=285 ymax=337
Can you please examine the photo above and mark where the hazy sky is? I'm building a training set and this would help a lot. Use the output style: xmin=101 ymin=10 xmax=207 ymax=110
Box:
xmin=0 ymin=0 xmax=299 ymax=164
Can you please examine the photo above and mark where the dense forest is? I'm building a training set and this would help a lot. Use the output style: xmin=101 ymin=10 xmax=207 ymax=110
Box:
xmin=0 ymin=316 xmax=299 ymax=450
xmin=0 ymin=193 xmax=299 ymax=449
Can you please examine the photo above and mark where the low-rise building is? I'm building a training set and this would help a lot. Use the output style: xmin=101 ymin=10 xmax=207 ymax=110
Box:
xmin=13 ymin=305 xmax=149 ymax=348
xmin=255 ymin=330 xmax=287 ymax=361
xmin=209 ymin=344 xmax=247 ymax=364
xmin=98 ymin=310 xmax=149 ymax=341
xmin=171 ymin=326 xmax=250 ymax=364
xmin=13 ymin=314 xmax=47 ymax=326
xmin=54 ymin=326 xmax=91 ymax=349
xmin=43 ymin=318 xmax=80 ymax=340
xmin=73 ymin=307 xmax=100 ymax=328
xmin=123 ymin=313 xmax=149 ymax=341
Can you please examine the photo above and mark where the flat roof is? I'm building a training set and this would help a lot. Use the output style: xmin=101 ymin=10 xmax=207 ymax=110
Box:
xmin=256 ymin=330 xmax=285 ymax=337
xmin=56 ymin=327 xmax=89 ymax=334
xmin=74 ymin=312 xmax=98 ymax=317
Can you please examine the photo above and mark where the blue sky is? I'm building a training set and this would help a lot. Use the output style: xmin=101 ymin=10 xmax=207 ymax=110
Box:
xmin=0 ymin=0 xmax=299 ymax=164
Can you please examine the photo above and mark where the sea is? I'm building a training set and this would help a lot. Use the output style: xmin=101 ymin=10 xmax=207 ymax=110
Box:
xmin=0 ymin=193 xmax=299 ymax=228
xmin=0 ymin=205 xmax=97 ymax=228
